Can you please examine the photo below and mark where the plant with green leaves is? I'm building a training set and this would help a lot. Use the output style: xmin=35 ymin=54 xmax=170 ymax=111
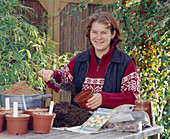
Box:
xmin=0 ymin=0 xmax=49 ymax=91
xmin=115 ymin=1 xmax=169 ymax=138
xmin=0 ymin=0 xmax=79 ymax=92
xmin=105 ymin=0 xmax=169 ymax=138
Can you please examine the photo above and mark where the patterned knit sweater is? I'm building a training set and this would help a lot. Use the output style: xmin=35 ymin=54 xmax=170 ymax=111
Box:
xmin=46 ymin=45 xmax=140 ymax=108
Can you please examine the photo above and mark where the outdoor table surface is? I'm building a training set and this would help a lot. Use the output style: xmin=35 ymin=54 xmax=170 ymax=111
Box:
xmin=0 ymin=125 xmax=164 ymax=139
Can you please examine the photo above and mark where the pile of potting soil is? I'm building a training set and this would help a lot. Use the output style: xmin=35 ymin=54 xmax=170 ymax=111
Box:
xmin=2 ymin=81 xmax=39 ymax=95
xmin=53 ymin=102 xmax=91 ymax=127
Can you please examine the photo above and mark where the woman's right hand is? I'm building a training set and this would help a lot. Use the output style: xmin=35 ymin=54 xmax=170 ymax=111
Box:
xmin=37 ymin=69 xmax=54 ymax=82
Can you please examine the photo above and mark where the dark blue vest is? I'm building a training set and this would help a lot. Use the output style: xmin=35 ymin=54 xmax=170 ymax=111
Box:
xmin=71 ymin=46 xmax=133 ymax=107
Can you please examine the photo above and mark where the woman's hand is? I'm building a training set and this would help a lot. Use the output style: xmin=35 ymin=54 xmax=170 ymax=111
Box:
xmin=86 ymin=93 xmax=102 ymax=110
xmin=37 ymin=69 xmax=54 ymax=82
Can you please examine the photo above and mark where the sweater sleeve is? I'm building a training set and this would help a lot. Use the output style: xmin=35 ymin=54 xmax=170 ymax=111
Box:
xmin=100 ymin=60 xmax=140 ymax=108
xmin=45 ymin=56 xmax=76 ymax=93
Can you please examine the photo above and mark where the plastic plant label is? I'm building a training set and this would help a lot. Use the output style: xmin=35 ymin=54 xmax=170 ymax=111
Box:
xmin=22 ymin=94 xmax=27 ymax=110
xmin=13 ymin=102 xmax=18 ymax=117
xmin=5 ymin=98 xmax=10 ymax=110
xmin=49 ymin=101 xmax=54 ymax=115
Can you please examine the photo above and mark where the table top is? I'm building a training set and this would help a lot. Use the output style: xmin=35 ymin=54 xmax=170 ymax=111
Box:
xmin=0 ymin=125 xmax=164 ymax=139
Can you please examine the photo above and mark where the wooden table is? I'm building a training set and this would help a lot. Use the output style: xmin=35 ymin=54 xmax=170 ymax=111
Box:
xmin=0 ymin=125 xmax=164 ymax=139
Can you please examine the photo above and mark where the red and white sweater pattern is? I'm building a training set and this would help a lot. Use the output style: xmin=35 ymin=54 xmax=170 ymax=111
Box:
xmin=46 ymin=46 xmax=140 ymax=108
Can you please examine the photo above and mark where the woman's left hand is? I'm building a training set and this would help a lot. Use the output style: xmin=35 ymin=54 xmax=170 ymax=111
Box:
xmin=86 ymin=93 xmax=102 ymax=110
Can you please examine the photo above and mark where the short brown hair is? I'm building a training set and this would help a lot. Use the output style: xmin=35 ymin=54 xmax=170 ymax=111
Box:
xmin=86 ymin=12 xmax=122 ymax=46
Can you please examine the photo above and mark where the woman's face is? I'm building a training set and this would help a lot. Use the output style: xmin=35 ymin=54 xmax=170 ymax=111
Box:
xmin=90 ymin=21 xmax=115 ymax=56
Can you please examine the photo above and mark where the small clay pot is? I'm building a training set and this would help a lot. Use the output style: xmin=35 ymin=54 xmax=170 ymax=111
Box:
xmin=74 ymin=89 xmax=93 ymax=111
xmin=0 ymin=107 xmax=13 ymax=111
xmin=5 ymin=114 xmax=30 ymax=135
xmin=0 ymin=112 xmax=5 ymax=132
xmin=134 ymin=100 xmax=155 ymax=126
xmin=0 ymin=107 xmax=23 ymax=114
xmin=0 ymin=107 xmax=23 ymax=130
xmin=32 ymin=112 xmax=56 ymax=134
xmin=24 ymin=108 xmax=48 ymax=130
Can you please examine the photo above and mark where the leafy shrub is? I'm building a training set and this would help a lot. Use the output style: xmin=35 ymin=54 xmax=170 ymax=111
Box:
xmin=0 ymin=0 xmax=79 ymax=92
xmin=110 ymin=0 xmax=169 ymax=138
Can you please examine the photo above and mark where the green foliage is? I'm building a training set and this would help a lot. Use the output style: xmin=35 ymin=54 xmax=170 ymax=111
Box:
xmin=119 ymin=1 xmax=169 ymax=138
xmin=0 ymin=0 xmax=48 ymax=91
xmin=0 ymin=0 xmax=79 ymax=92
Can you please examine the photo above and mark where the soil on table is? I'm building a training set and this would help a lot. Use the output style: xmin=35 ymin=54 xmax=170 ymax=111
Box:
xmin=1 ymin=81 xmax=39 ymax=95
xmin=0 ymin=112 xmax=5 ymax=115
xmin=26 ymin=108 xmax=48 ymax=112
xmin=52 ymin=102 xmax=91 ymax=127
xmin=0 ymin=110 xmax=23 ymax=115
xmin=32 ymin=112 xmax=52 ymax=116
xmin=5 ymin=114 xmax=30 ymax=118
xmin=0 ymin=107 xmax=13 ymax=111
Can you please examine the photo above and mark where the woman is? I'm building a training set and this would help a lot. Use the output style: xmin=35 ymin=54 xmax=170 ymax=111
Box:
xmin=38 ymin=12 xmax=140 ymax=110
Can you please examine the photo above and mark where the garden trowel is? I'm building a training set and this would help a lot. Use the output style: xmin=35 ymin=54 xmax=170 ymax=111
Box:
xmin=37 ymin=73 xmax=76 ymax=95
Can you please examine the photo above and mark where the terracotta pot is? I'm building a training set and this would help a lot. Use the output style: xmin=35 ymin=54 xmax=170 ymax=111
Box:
xmin=0 ymin=107 xmax=23 ymax=114
xmin=74 ymin=89 xmax=93 ymax=111
xmin=32 ymin=112 xmax=56 ymax=134
xmin=0 ymin=107 xmax=13 ymax=111
xmin=134 ymin=100 xmax=155 ymax=126
xmin=0 ymin=107 xmax=23 ymax=130
xmin=24 ymin=108 xmax=48 ymax=130
xmin=5 ymin=114 xmax=30 ymax=135
xmin=0 ymin=112 xmax=5 ymax=132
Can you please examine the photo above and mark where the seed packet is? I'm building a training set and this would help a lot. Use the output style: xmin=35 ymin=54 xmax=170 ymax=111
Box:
xmin=81 ymin=108 xmax=116 ymax=132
